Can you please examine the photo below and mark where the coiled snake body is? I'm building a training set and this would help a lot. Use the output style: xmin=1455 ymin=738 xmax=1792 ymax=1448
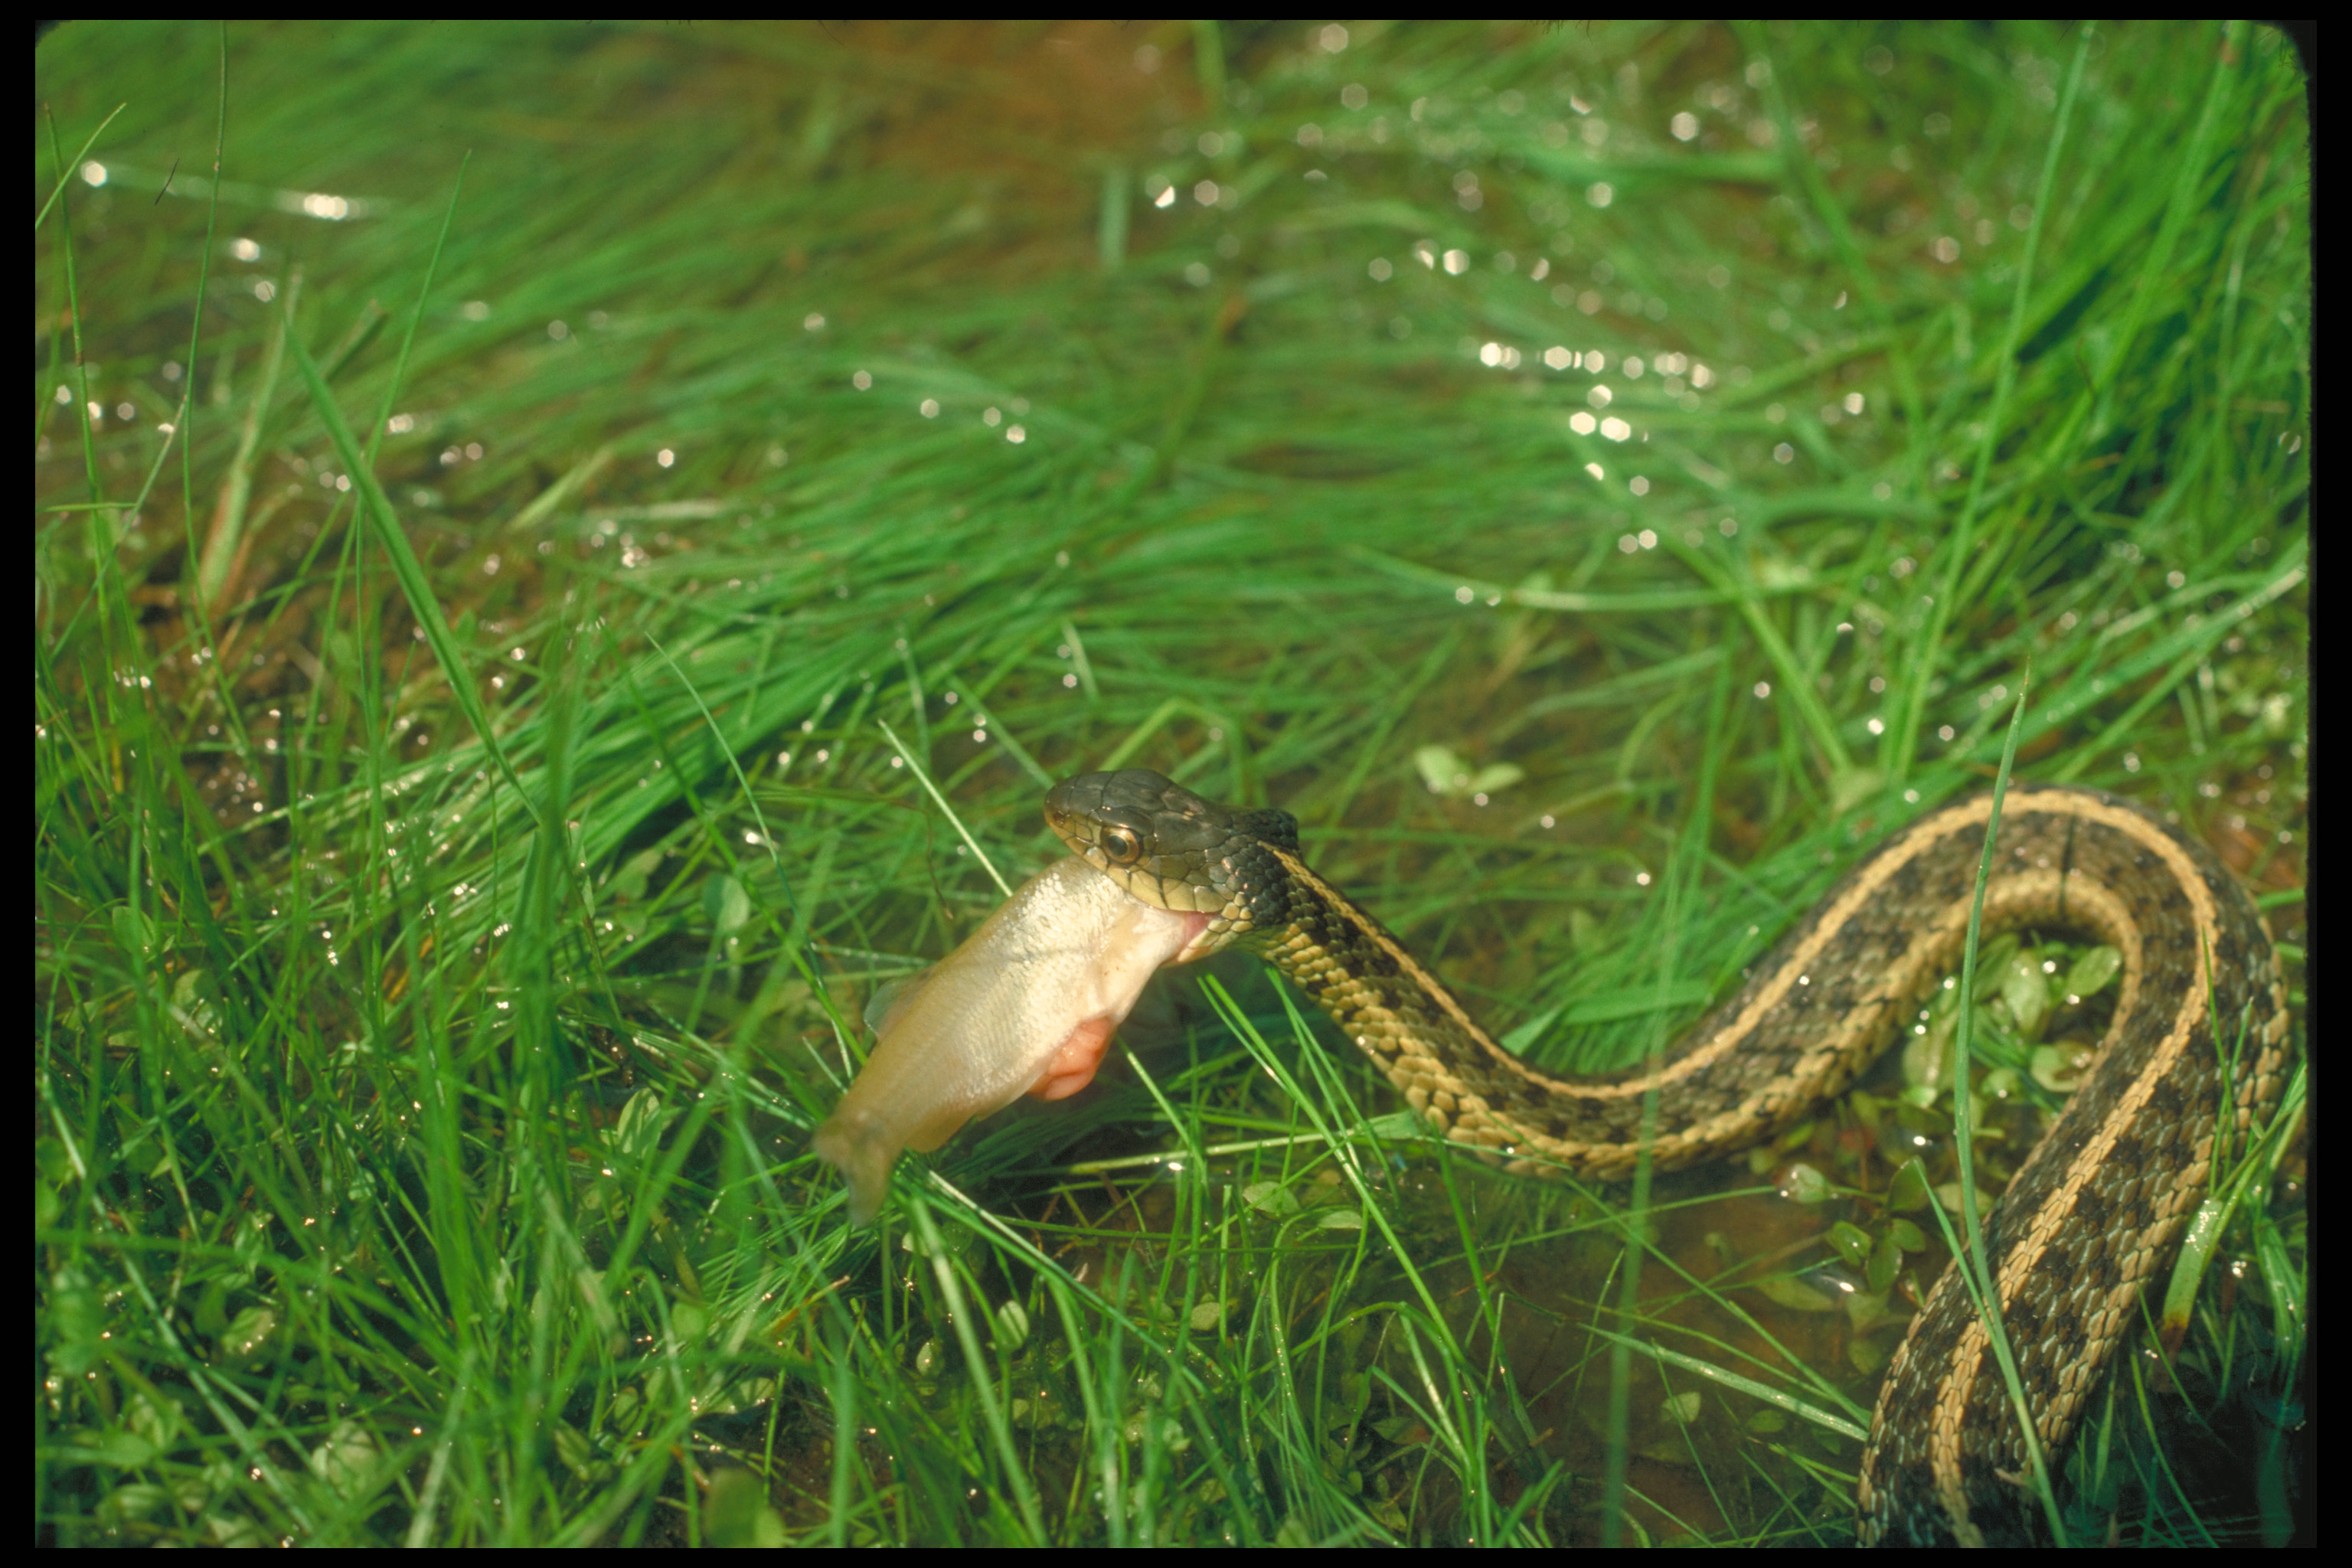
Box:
xmin=1044 ymin=769 xmax=2289 ymax=1545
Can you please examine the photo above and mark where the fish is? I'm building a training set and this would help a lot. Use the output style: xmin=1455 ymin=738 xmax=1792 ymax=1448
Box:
xmin=812 ymin=855 xmax=1207 ymax=1223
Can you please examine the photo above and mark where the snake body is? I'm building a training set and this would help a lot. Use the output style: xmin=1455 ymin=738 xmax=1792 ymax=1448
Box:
xmin=1043 ymin=769 xmax=2289 ymax=1545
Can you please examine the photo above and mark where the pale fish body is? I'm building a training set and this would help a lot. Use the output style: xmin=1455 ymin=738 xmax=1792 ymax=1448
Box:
xmin=812 ymin=855 xmax=1203 ymax=1223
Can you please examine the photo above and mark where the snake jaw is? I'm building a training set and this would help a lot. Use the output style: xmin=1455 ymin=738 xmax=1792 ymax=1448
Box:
xmin=1169 ymin=910 xmax=1220 ymax=964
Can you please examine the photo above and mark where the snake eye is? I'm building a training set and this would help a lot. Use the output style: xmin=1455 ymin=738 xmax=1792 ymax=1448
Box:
xmin=1099 ymin=826 xmax=1142 ymax=865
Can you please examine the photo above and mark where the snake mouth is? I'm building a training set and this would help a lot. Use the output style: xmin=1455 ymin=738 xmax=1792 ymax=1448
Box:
xmin=1168 ymin=910 xmax=1218 ymax=965
xmin=1050 ymin=837 xmax=1227 ymax=941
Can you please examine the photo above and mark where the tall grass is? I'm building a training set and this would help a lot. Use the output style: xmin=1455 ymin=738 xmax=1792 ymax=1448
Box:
xmin=38 ymin=21 xmax=2305 ymax=1545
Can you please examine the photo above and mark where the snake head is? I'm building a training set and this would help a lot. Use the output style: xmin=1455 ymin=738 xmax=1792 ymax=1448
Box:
xmin=1044 ymin=769 xmax=1298 ymax=947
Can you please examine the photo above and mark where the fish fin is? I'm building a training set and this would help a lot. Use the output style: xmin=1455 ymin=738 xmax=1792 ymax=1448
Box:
xmin=810 ymin=1106 xmax=897 ymax=1225
xmin=1027 ymin=1015 xmax=1121 ymax=1102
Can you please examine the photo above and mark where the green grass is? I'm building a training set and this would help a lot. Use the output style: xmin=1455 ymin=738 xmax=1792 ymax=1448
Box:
xmin=37 ymin=20 xmax=2306 ymax=1547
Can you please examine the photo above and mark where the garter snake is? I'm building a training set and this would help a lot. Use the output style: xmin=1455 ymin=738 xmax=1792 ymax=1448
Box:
xmin=1044 ymin=769 xmax=2291 ymax=1546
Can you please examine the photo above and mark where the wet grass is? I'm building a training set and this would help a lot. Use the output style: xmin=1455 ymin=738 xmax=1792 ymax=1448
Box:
xmin=36 ymin=20 xmax=2306 ymax=1547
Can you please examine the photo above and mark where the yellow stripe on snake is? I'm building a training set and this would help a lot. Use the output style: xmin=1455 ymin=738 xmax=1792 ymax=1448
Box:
xmin=1043 ymin=769 xmax=2290 ymax=1546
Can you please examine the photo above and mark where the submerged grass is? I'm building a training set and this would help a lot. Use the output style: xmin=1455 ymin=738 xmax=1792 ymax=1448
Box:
xmin=38 ymin=20 xmax=2305 ymax=1547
